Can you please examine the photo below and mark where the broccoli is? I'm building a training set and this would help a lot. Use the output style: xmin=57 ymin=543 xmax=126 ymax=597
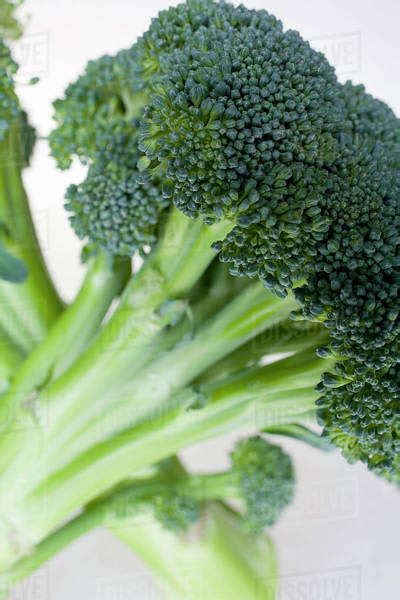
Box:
xmin=153 ymin=437 xmax=294 ymax=533
xmin=0 ymin=0 xmax=397 ymax=579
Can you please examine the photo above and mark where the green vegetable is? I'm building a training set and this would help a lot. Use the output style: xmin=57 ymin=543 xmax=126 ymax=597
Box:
xmin=0 ymin=0 xmax=397 ymax=587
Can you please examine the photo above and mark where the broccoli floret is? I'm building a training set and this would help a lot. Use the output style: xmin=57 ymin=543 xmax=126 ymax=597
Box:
xmin=50 ymin=49 xmax=145 ymax=169
xmin=139 ymin=14 xmax=344 ymax=293
xmin=64 ymin=131 xmax=167 ymax=256
xmin=49 ymin=50 xmax=168 ymax=256
xmin=0 ymin=38 xmax=35 ymax=282
xmin=153 ymin=437 xmax=295 ymax=533
xmin=230 ymin=436 xmax=294 ymax=531
xmin=0 ymin=39 xmax=19 ymax=135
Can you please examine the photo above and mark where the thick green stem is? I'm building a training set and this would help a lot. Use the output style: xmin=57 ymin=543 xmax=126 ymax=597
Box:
xmin=114 ymin=503 xmax=278 ymax=600
xmin=0 ymin=127 xmax=63 ymax=350
xmin=0 ymin=211 xmax=234 ymax=539
xmin=5 ymin=349 xmax=332 ymax=555
xmin=26 ymin=209 xmax=233 ymax=432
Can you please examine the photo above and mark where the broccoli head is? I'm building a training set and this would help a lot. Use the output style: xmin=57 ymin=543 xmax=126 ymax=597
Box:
xmin=138 ymin=1 xmax=399 ymax=477
xmin=230 ymin=436 xmax=294 ymax=531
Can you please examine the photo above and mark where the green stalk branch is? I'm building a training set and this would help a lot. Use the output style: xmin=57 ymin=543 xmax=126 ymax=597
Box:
xmin=32 ymin=209 xmax=233 ymax=431
xmin=115 ymin=503 xmax=278 ymax=600
xmin=44 ymin=282 xmax=296 ymax=468
xmin=0 ymin=126 xmax=63 ymax=350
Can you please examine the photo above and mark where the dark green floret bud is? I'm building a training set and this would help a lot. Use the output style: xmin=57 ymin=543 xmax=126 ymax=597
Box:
xmin=134 ymin=0 xmax=283 ymax=83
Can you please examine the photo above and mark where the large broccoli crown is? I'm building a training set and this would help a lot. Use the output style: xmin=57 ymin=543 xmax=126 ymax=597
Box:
xmin=231 ymin=436 xmax=294 ymax=531
xmin=139 ymin=9 xmax=344 ymax=296
xmin=138 ymin=0 xmax=399 ymax=478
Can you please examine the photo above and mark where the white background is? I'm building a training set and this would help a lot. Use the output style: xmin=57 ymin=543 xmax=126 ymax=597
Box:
xmin=10 ymin=0 xmax=400 ymax=598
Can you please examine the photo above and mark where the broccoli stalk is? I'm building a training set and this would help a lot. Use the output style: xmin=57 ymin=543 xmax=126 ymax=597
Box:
xmin=0 ymin=438 xmax=291 ymax=600
xmin=113 ymin=503 xmax=278 ymax=600
xmin=0 ymin=34 xmax=63 ymax=349
xmin=0 ymin=117 xmax=63 ymax=349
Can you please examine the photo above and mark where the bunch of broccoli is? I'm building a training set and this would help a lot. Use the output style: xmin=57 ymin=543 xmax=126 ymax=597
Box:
xmin=0 ymin=0 xmax=398 ymax=597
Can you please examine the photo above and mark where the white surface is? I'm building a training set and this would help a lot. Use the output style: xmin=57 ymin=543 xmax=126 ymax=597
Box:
xmin=10 ymin=0 xmax=400 ymax=598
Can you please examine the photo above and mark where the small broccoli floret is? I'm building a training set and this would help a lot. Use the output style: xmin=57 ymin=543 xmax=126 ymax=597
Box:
xmin=0 ymin=37 xmax=35 ymax=282
xmin=0 ymin=39 xmax=19 ymax=134
xmin=147 ymin=437 xmax=294 ymax=533
xmin=50 ymin=50 xmax=169 ymax=256
xmin=230 ymin=436 xmax=294 ymax=531
xmin=64 ymin=131 xmax=167 ymax=256
xmin=0 ymin=39 xmax=35 ymax=165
